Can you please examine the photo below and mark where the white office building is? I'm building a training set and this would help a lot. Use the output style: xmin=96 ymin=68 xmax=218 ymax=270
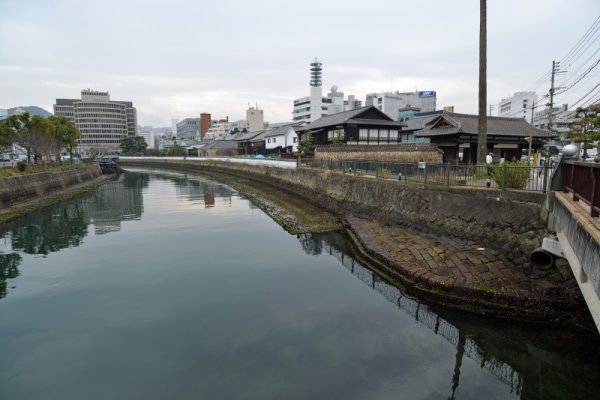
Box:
xmin=139 ymin=131 xmax=156 ymax=149
xmin=205 ymin=120 xmax=230 ymax=140
xmin=533 ymin=104 xmax=576 ymax=142
xmin=365 ymin=91 xmax=437 ymax=121
xmin=292 ymin=59 xmax=360 ymax=123
xmin=498 ymin=91 xmax=538 ymax=121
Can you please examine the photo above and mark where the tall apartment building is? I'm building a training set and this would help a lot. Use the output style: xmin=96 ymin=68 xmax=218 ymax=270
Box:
xmin=176 ymin=118 xmax=201 ymax=144
xmin=498 ymin=91 xmax=538 ymax=121
xmin=365 ymin=91 xmax=436 ymax=121
xmin=246 ymin=105 xmax=264 ymax=132
xmin=54 ymin=89 xmax=137 ymax=154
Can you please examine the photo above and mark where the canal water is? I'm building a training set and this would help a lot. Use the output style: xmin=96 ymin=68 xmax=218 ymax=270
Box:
xmin=1 ymin=169 xmax=599 ymax=400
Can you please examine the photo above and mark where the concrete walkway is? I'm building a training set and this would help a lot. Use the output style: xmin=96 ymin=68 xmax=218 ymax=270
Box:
xmin=346 ymin=214 xmax=587 ymax=323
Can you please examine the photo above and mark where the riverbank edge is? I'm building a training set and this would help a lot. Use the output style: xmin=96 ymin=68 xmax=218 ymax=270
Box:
xmin=0 ymin=165 xmax=112 ymax=225
xmin=120 ymin=159 xmax=591 ymax=329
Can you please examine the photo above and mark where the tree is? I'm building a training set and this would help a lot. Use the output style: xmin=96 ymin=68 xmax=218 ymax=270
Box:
xmin=476 ymin=0 xmax=487 ymax=164
xmin=28 ymin=115 xmax=52 ymax=164
xmin=298 ymin=130 xmax=315 ymax=157
xmin=48 ymin=116 xmax=80 ymax=162
xmin=120 ymin=136 xmax=148 ymax=156
xmin=568 ymin=107 xmax=600 ymax=159
xmin=0 ymin=113 xmax=36 ymax=163
xmin=330 ymin=125 xmax=346 ymax=146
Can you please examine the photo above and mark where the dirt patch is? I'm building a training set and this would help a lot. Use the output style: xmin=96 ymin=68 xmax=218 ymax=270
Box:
xmin=199 ymin=171 xmax=341 ymax=234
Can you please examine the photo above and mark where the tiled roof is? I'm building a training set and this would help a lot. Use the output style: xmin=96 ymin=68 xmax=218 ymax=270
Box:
xmin=200 ymin=140 xmax=239 ymax=150
xmin=264 ymin=125 xmax=294 ymax=138
xmin=415 ymin=112 xmax=553 ymax=138
xmin=235 ymin=130 xmax=265 ymax=142
xmin=301 ymin=106 xmax=402 ymax=131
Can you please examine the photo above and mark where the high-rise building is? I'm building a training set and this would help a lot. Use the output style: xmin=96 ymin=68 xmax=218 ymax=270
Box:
xmin=365 ymin=91 xmax=436 ymax=121
xmin=176 ymin=118 xmax=201 ymax=144
xmin=139 ymin=130 xmax=156 ymax=149
xmin=54 ymin=89 xmax=137 ymax=154
xmin=246 ymin=105 xmax=264 ymax=132
xmin=498 ymin=91 xmax=538 ymax=121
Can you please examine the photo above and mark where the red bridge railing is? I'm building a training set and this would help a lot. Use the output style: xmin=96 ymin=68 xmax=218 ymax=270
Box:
xmin=562 ymin=161 xmax=600 ymax=217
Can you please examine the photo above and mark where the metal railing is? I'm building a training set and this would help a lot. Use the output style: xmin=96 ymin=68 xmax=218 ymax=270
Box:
xmin=562 ymin=161 xmax=600 ymax=217
xmin=304 ymin=159 xmax=553 ymax=192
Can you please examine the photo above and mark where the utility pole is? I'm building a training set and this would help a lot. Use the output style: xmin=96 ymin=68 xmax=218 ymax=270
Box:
xmin=527 ymin=99 xmax=535 ymax=164
xmin=547 ymin=60 xmax=559 ymax=134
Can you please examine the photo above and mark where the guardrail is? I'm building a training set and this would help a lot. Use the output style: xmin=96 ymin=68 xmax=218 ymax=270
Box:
xmin=303 ymin=159 xmax=553 ymax=192
xmin=562 ymin=161 xmax=600 ymax=217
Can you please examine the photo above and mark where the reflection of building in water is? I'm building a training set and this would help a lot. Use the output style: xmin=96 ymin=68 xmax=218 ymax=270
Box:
xmin=0 ymin=172 xmax=147 ymax=301
xmin=154 ymin=171 xmax=235 ymax=208
xmin=79 ymin=174 xmax=144 ymax=234
xmin=204 ymin=190 xmax=215 ymax=208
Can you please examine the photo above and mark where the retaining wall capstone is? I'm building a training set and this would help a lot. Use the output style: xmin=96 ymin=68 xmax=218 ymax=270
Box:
xmin=0 ymin=165 xmax=102 ymax=206
xmin=121 ymin=159 xmax=549 ymax=261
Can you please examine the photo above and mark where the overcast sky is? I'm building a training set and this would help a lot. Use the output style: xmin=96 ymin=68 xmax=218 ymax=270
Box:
xmin=1 ymin=0 xmax=598 ymax=127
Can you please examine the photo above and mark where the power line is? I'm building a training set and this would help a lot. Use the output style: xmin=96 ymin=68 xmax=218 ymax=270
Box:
xmin=560 ymin=16 xmax=600 ymax=66
xmin=555 ymin=58 xmax=600 ymax=95
xmin=555 ymin=82 xmax=600 ymax=115
xmin=524 ymin=16 xmax=600 ymax=93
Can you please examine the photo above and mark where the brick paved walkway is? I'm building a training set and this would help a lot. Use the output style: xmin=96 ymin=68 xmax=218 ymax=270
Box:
xmin=346 ymin=214 xmax=582 ymax=307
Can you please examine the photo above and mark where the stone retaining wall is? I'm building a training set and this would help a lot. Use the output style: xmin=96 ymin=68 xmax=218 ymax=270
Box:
xmin=121 ymin=159 xmax=548 ymax=261
xmin=315 ymin=144 xmax=443 ymax=163
xmin=0 ymin=164 xmax=102 ymax=206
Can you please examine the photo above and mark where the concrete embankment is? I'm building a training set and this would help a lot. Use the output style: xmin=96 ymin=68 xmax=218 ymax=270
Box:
xmin=0 ymin=164 xmax=110 ymax=224
xmin=120 ymin=159 xmax=590 ymax=328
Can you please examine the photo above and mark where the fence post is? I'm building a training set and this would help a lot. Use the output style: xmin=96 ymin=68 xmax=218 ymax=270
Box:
xmin=502 ymin=163 xmax=507 ymax=191
xmin=376 ymin=161 xmax=379 ymax=179
xmin=445 ymin=162 xmax=450 ymax=186
xmin=542 ymin=162 xmax=549 ymax=193
xmin=404 ymin=163 xmax=408 ymax=182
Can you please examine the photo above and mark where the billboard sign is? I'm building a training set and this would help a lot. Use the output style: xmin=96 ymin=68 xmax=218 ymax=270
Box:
xmin=418 ymin=91 xmax=436 ymax=98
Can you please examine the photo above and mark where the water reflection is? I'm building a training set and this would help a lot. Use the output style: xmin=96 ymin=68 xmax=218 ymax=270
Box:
xmin=297 ymin=232 xmax=600 ymax=400
xmin=134 ymin=169 xmax=235 ymax=208
xmin=0 ymin=171 xmax=244 ymax=300
xmin=0 ymin=173 xmax=147 ymax=300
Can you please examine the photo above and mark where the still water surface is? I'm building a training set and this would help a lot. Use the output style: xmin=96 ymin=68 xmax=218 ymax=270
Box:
xmin=1 ymin=169 xmax=599 ymax=400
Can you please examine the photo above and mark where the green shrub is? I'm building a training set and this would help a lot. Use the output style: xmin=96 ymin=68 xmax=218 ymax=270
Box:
xmin=16 ymin=161 xmax=28 ymax=172
xmin=377 ymin=167 xmax=392 ymax=178
xmin=488 ymin=160 xmax=530 ymax=189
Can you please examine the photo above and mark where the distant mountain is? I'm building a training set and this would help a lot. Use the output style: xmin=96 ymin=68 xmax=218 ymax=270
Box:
xmin=7 ymin=106 xmax=53 ymax=118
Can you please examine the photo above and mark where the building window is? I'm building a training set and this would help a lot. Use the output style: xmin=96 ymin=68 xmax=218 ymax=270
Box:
xmin=293 ymin=137 xmax=298 ymax=143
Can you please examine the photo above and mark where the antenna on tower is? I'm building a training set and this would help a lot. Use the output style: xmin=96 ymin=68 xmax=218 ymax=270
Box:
xmin=310 ymin=58 xmax=322 ymax=87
